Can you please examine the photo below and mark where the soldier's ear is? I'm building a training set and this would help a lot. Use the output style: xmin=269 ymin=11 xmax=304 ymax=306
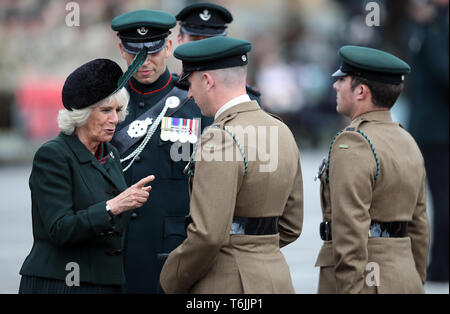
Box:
xmin=177 ymin=33 xmax=183 ymax=45
xmin=202 ymin=72 xmax=215 ymax=91
xmin=118 ymin=42 xmax=128 ymax=61
xmin=164 ymin=39 xmax=173 ymax=58
xmin=359 ymin=84 xmax=371 ymax=102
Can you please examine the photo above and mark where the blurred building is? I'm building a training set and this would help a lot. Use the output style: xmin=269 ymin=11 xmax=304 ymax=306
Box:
xmin=0 ymin=0 xmax=447 ymax=153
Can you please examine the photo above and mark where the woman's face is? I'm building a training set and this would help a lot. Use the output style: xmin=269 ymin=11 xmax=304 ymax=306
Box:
xmin=79 ymin=100 xmax=124 ymax=143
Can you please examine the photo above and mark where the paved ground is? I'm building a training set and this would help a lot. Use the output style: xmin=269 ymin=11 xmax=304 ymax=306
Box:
xmin=0 ymin=149 xmax=447 ymax=294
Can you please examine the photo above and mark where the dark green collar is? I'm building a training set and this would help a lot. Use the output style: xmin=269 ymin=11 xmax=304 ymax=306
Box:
xmin=128 ymin=68 xmax=173 ymax=95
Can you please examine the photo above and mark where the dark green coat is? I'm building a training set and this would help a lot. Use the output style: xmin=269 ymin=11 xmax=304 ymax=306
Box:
xmin=115 ymin=69 xmax=212 ymax=293
xmin=407 ymin=8 xmax=449 ymax=145
xmin=19 ymin=132 xmax=129 ymax=286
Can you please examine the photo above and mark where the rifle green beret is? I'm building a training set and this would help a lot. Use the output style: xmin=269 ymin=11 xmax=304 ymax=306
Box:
xmin=174 ymin=36 xmax=252 ymax=80
xmin=332 ymin=45 xmax=411 ymax=84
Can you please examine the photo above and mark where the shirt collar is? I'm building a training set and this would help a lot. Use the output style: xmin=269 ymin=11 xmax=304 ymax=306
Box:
xmin=214 ymin=94 xmax=251 ymax=120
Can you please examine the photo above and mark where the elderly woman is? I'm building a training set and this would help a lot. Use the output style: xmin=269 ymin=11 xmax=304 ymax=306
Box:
xmin=19 ymin=59 xmax=154 ymax=294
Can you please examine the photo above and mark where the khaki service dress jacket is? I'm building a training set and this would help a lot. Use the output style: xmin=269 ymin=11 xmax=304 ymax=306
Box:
xmin=315 ymin=111 xmax=429 ymax=294
xmin=160 ymin=100 xmax=303 ymax=293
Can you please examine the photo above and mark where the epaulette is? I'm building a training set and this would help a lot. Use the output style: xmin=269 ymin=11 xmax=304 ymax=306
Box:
xmin=215 ymin=112 xmax=239 ymax=129
xmin=325 ymin=124 xmax=380 ymax=183
xmin=267 ymin=112 xmax=283 ymax=122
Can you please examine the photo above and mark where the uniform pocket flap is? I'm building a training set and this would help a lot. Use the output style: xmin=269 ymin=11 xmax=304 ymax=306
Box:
xmin=314 ymin=241 xmax=335 ymax=267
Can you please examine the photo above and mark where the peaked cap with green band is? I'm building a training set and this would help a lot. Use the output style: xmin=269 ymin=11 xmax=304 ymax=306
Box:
xmin=174 ymin=36 xmax=252 ymax=81
xmin=111 ymin=10 xmax=175 ymax=54
xmin=176 ymin=2 xmax=233 ymax=37
xmin=332 ymin=45 xmax=411 ymax=84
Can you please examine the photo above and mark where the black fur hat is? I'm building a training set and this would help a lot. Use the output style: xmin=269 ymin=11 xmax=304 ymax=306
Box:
xmin=62 ymin=59 xmax=123 ymax=111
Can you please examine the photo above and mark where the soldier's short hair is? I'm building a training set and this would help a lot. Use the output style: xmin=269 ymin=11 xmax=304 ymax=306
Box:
xmin=350 ymin=76 xmax=404 ymax=109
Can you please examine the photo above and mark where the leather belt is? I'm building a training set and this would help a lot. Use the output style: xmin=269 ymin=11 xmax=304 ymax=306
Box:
xmin=369 ymin=220 xmax=408 ymax=238
xmin=320 ymin=220 xmax=408 ymax=241
xmin=230 ymin=216 xmax=279 ymax=235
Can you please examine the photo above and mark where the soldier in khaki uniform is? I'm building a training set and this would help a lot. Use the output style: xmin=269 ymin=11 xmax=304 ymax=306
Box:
xmin=160 ymin=36 xmax=303 ymax=294
xmin=315 ymin=46 xmax=429 ymax=294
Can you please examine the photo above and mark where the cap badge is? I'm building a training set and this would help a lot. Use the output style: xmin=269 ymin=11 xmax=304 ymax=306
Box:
xmin=199 ymin=9 xmax=211 ymax=21
xmin=137 ymin=27 xmax=148 ymax=36
xmin=241 ymin=55 xmax=247 ymax=62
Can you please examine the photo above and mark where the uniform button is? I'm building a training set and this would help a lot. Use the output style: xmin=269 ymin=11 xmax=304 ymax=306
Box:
xmin=99 ymin=232 xmax=105 ymax=237
xmin=131 ymin=212 xmax=138 ymax=219
xmin=135 ymin=156 xmax=141 ymax=162
xmin=114 ymin=249 xmax=123 ymax=256
xmin=106 ymin=231 xmax=114 ymax=236
xmin=138 ymin=102 xmax=145 ymax=108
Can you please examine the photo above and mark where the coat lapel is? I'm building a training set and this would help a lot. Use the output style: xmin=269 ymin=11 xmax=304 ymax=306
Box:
xmin=61 ymin=133 xmax=123 ymax=191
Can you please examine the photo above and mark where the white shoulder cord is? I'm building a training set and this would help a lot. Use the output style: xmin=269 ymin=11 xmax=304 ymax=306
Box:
xmin=121 ymin=101 xmax=170 ymax=172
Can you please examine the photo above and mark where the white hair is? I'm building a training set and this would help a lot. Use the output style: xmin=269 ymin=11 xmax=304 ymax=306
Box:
xmin=58 ymin=87 xmax=130 ymax=135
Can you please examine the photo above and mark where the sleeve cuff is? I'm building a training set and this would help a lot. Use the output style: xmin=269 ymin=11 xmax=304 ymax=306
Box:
xmin=87 ymin=201 xmax=115 ymax=235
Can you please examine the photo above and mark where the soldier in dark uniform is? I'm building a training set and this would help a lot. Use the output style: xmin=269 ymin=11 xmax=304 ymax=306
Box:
xmin=109 ymin=9 xmax=212 ymax=294
xmin=174 ymin=2 xmax=262 ymax=104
